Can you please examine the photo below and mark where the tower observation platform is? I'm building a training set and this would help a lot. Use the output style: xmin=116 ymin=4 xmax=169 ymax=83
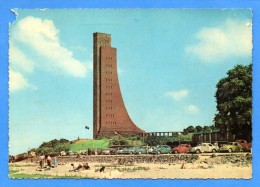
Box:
xmin=93 ymin=33 xmax=145 ymax=138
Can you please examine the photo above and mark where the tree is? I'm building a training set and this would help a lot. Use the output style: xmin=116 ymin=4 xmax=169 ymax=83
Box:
xmin=186 ymin=126 xmax=196 ymax=133
xmin=60 ymin=138 xmax=69 ymax=144
xmin=209 ymin=125 xmax=219 ymax=132
xmin=214 ymin=64 xmax=252 ymax=141
xmin=37 ymin=147 xmax=54 ymax=155
xmin=110 ymin=137 xmax=129 ymax=146
xmin=195 ymin=125 xmax=203 ymax=133
xmin=183 ymin=126 xmax=195 ymax=135
xmin=37 ymin=139 xmax=70 ymax=155
xmin=144 ymin=136 xmax=161 ymax=146
xmin=53 ymin=143 xmax=70 ymax=153
xmin=202 ymin=126 xmax=211 ymax=133
xmin=144 ymin=136 xmax=170 ymax=146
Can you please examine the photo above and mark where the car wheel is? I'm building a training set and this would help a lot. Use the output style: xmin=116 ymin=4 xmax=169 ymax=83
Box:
xmin=195 ymin=149 xmax=200 ymax=154
xmin=228 ymin=148 xmax=232 ymax=153
xmin=130 ymin=152 xmax=133 ymax=154
xmin=212 ymin=149 xmax=216 ymax=153
xmin=174 ymin=150 xmax=178 ymax=154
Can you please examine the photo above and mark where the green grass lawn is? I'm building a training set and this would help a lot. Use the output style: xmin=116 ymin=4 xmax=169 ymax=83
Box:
xmin=69 ymin=139 xmax=110 ymax=152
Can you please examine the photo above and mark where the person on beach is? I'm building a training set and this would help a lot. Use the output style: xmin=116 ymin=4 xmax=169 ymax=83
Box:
xmin=47 ymin=155 xmax=52 ymax=167
xmin=39 ymin=154 xmax=45 ymax=168
xmin=70 ymin=163 xmax=90 ymax=172
xmin=83 ymin=163 xmax=90 ymax=170
xmin=53 ymin=156 xmax=58 ymax=167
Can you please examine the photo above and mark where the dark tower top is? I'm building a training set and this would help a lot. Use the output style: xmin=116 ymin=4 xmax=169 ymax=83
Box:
xmin=93 ymin=32 xmax=144 ymax=138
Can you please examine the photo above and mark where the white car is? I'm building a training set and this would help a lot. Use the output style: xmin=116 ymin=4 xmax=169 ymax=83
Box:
xmin=60 ymin=151 xmax=66 ymax=156
xmin=102 ymin=149 xmax=111 ymax=155
xmin=190 ymin=143 xmax=219 ymax=154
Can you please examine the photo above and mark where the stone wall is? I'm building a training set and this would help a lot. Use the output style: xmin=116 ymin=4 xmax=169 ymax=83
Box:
xmin=57 ymin=155 xmax=199 ymax=164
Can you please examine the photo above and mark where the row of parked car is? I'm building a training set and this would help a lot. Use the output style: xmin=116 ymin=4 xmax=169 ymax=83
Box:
xmin=189 ymin=142 xmax=245 ymax=154
xmin=189 ymin=139 xmax=251 ymax=154
xmin=60 ymin=139 xmax=251 ymax=156
xmin=111 ymin=139 xmax=251 ymax=155
xmin=116 ymin=145 xmax=172 ymax=155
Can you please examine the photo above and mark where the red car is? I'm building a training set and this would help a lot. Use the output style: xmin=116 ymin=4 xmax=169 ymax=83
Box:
xmin=236 ymin=139 xmax=252 ymax=152
xmin=172 ymin=144 xmax=191 ymax=154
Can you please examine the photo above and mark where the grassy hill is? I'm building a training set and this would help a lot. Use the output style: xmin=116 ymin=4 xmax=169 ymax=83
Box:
xmin=69 ymin=139 xmax=110 ymax=152
xmin=31 ymin=137 xmax=143 ymax=155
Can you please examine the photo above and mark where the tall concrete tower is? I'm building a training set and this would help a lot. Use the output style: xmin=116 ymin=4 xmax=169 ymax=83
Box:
xmin=93 ymin=32 xmax=144 ymax=138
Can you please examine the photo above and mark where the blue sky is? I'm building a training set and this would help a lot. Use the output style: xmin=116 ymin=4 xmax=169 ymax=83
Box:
xmin=9 ymin=9 xmax=252 ymax=155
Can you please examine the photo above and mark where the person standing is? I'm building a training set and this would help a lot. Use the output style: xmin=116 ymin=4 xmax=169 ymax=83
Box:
xmin=53 ymin=156 xmax=58 ymax=167
xmin=39 ymin=154 xmax=45 ymax=168
xmin=47 ymin=155 xmax=52 ymax=167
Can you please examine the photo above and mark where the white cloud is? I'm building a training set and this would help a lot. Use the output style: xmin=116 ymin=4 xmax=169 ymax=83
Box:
xmin=186 ymin=19 xmax=252 ymax=62
xmin=9 ymin=42 xmax=35 ymax=73
xmin=185 ymin=104 xmax=199 ymax=114
xmin=165 ymin=89 xmax=188 ymax=101
xmin=12 ymin=16 xmax=89 ymax=78
xmin=9 ymin=69 xmax=31 ymax=92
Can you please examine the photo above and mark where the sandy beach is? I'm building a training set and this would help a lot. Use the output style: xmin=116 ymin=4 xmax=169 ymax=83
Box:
xmin=9 ymin=155 xmax=252 ymax=179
